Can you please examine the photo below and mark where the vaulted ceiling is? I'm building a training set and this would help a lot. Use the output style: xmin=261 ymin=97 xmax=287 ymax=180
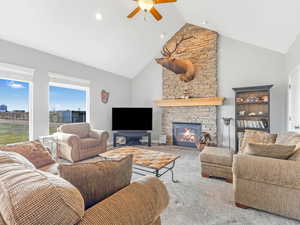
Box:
xmin=0 ymin=0 xmax=299 ymax=78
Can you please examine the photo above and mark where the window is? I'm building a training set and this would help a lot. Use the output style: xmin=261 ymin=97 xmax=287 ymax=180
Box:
xmin=49 ymin=84 xmax=87 ymax=134
xmin=0 ymin=78 xmax=30 ymax=144
xmin=288 ymin=67 xmax=300 ymax=132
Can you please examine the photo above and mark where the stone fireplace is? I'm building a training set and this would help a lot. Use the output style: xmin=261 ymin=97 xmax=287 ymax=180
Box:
xmin=173 ymin=122 xmax=202 ymax=148
xmin=158 ymin=23 xmax=219 ymax=146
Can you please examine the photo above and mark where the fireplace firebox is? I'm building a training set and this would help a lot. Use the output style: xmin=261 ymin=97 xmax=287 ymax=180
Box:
xmin=173 ymin=122 xmax=202 ymax=148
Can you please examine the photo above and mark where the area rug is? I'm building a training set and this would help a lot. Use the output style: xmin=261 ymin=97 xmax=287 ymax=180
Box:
xmin=131 ymin=145 xmax=300 ymax=225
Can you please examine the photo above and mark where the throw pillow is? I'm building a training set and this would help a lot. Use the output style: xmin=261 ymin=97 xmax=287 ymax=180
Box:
xmin=239 ymin=130 xmax=277 ymax=153
xmin=58 ymin=154 xmax=133 ymax=209
xmin=275 ymin=133 xmax=300 ymax=161
xmin=0 ymin=140 xmax=55 ymax=168
xmin=0 ymin=158 xmax=84 ymax=225
xmin=244 ymin=143 xmax=296 ymax=159
xmin=0 ymin=150 xmax=35 ymax=169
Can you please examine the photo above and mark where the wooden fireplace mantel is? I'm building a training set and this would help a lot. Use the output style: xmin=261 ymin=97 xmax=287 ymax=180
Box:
xmin=154 ymin=97 xmax=225 ymax=107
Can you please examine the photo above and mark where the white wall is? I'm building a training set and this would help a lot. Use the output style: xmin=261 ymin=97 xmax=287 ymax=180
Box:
xmin=218 ymin=36 xmax=286 ymax=146
xmin=131 ymin=60 xmax=163 ymax=141
xmin=131 ymin=35 xmax=287 ymax=146
xmin=286 ymin=33 xmax=300 ymax=75
xmin=0 ymin=38 xmax=131 ymax=139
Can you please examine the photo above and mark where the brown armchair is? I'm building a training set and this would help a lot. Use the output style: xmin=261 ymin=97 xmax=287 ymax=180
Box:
xmin=55 ymin=123 xmax=109 ymax=162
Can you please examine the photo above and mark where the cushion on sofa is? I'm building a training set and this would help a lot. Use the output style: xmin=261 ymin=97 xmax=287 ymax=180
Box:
xmin=0 ymin=140 xmax=55 ymax=168
xmin=58 ymin=154 xmax=133 ymax=209
xmin=58 ymin=123 xmax=90 ymax=138
xmin=0 ymin=155 xmax=84 ymax=225
xmin=239 ymin=130 xmax=277 ymax=153
xmin=275 ymin=133 xmax=300 ymax=161
xmin=276 ymin=132 xmax=300 ymax=149
xmin=244 ymin=143 xmax=296 ymax=159
xmin=0 ymin=150 xmax=35 ymax=169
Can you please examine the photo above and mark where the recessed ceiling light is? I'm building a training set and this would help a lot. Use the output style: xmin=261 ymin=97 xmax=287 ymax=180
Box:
xmin=202 ymin=20 xmax=208 ymax=25
xmin=95 ymin=13 xmax=103 ymax=21
xmin=160 ymin=33 xmax=165 ymax=39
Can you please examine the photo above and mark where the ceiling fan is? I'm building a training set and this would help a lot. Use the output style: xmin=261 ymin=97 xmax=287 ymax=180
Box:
xmin=127 ymin=0 xmax=177 ymax=21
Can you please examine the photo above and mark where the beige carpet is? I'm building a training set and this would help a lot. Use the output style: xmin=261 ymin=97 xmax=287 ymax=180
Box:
xmin=130 ymin=145 xmax=300 ymax=225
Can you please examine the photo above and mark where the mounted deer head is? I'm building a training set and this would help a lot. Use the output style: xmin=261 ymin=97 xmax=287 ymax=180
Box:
xmin=155 ymin=35 xmax=196 ymax=82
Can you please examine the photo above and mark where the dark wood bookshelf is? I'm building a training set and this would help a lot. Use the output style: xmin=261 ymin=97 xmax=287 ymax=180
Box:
xmin=233 ymin=85 xmax=273 ymax=152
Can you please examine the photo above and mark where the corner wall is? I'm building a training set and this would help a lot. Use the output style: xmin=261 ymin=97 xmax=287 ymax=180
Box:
xmin=0 ymin=38 xmax=132 ymax=139
xmin=286 ymin=33 xmax=300 ymax=75
xmin=131 ymin=35 xmax=287 ymax=146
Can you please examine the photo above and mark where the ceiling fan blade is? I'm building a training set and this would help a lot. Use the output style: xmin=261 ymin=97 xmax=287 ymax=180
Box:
xmin=150 ymin=7 xmax=162 ymax=21
xmin=154 ymin=0 xmax=177 ymax=4
xmin=127 ymin=7 xmax=141 ymax=18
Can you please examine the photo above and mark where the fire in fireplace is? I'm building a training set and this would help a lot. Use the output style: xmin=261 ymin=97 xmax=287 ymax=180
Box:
xmin=173 ymin=122 xmax=202 ymax=148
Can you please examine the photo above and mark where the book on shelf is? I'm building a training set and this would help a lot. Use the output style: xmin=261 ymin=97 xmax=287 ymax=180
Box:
xmin=237 ymin=119 xmax=268 ymax=129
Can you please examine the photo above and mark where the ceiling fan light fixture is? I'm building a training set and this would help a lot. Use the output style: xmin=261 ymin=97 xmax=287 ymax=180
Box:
xmin=138 ymin=0 xmax=154 ymax=11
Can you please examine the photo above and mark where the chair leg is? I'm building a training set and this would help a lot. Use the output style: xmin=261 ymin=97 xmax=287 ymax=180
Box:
xmin=202 ymin=173 xmax=210 ymax=178
xmin=235 ymin=202 xmax=249 ymax=209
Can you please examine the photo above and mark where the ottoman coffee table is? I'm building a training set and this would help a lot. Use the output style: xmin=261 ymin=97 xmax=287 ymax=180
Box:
xmin=101 ymin=146 xmax=180 ymax=183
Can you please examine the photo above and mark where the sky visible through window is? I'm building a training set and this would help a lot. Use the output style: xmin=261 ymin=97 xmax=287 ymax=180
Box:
xmin=0 ymin=79 xmax=29 ymax=111
xmin=49 ymin=86 xmax=86 ymax=111
xmin=0 ymin=79 xmax=86 ymax=111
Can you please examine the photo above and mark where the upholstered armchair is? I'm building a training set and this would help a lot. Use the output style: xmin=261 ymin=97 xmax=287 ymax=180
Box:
xmin=233 ymin=132 xmax=300 ymax=221
xmin=55 ymin=123 xmax=109 ymax=162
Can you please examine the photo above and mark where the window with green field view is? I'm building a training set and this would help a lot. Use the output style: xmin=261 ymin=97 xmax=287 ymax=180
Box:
xmin=49 ymin=85 xmax=86 ymax=134
xmin=0 ymin=79 xmax=29 ymax=145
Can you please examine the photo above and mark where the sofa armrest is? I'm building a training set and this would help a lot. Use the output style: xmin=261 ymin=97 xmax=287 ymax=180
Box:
xmin=233 ymin=154 xmax=300 ymax=189
xmin=89 ymin=129 xmax=109 ymax=142
xmin=55 ymin=132 xmax=80 ymax=148
xmin=78 ymin=176 xmax=169 ymax=225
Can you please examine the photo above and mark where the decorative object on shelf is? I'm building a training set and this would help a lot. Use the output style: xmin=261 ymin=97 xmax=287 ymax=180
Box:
xmin=236 ymin=97 xmax=244 ymax=103
xmin=246 ymin=96 xmax=257 ymax=103
xmin=222 ymin=118 xmax=233 ymax=150
xmin=239 ymin=111 xmax=246 ymax=116
xmin=233 ymin=85 xmax=273 ymax=152
xmin=248 ymin=112 xmax=256 ymax=116
xmin=195 ymin=132 xmax=212 ymax=151
xmin=101 ymin=89 xmax=110 ymax=104
xmin=260 ymin=95 xmax=269 ymax=102
xmin=182 ymin=88 xmax=191 ymax=99
xmin=155 ymin=35 xmax=196 ymax=83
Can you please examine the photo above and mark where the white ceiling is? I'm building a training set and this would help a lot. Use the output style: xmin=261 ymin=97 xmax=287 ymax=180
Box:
xmin=0 ymin=0 xmax=185 ymax=78
xmin=0 ymin=0 xmax=299 ymax=78
xmin=176 ymin=0 xmax=300 ymax=54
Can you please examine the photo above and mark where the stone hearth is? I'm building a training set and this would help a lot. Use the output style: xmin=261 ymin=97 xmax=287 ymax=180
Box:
xmin=160 ymin=23 xmax=218 ymax=145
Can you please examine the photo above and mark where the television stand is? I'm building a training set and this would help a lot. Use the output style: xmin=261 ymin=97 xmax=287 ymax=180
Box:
xmin=113 ymin=131 xmax=151 ymax=147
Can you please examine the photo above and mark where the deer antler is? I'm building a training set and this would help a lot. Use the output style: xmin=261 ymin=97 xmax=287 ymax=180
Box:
xmin=161 ymin=46 xmax=172 ymax=57
xmin=161 ymin=35 xmax=194 ymax=57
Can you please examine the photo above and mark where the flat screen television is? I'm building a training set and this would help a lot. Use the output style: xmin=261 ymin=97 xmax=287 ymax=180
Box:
xmin=112 ymin=108 xmax=153 ymax=131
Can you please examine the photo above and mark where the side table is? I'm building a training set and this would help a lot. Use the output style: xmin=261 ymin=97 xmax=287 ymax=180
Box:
xmin=39 ymin=135 xmax=58 ymax=160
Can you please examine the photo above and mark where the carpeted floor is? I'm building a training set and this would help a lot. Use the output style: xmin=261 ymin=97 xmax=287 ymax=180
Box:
xmin=131 ymin=145 xmax=300 ymax=225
